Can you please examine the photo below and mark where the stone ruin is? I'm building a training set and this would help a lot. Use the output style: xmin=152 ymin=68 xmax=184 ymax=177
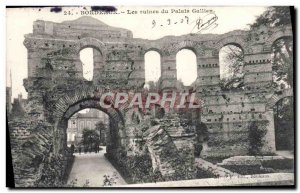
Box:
xmin=8 ymin=16 xmax=293 ymax=187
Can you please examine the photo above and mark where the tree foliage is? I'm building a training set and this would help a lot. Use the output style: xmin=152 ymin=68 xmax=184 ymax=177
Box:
xmin=250 ymin=7 xmax=291 ymax=29
xmin=81 ymin=128 xmax=100 ymax=149
xmin=272 ymin=37 xmax=293 ymax=87
xmin=219 ymin=45 xmax=245 ymax=90
xmin=274 ymin=97 xmax=294 ymax=150
xmin=248 ymin=121 xmax=267 ymax=155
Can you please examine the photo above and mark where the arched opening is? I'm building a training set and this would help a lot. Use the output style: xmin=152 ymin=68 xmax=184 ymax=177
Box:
xmin=66 ymin=108 xmax=109 ymax=149
xmin=59 ymin=101 xmax=125 ymax=154
xmin=219 ymin=44 xmax=244 ymax=90
xmin=271 ymin=36 xmax=293 ymax=88
xmin=273 ymin=96 xmax=294 ymax=151
xmin=62 ymin=107 xmax=126 ymax=186
xmin=194 ymin=122 xmax=209 ymax=157
xmin=176 ymin=49 xmax=197 ymax=87
xmin=144 ymin=50 xmax=161 ymax=90
xmin=80 ymin=48 xmax=102 ymax=81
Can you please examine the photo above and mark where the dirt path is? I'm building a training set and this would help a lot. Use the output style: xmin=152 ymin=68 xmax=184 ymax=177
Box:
xmin=67 ymin=147 xmax=126 ymax=187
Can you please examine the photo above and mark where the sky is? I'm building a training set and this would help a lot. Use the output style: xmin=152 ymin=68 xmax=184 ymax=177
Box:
xmin=6 ymin=6 xmax=267 ymax=99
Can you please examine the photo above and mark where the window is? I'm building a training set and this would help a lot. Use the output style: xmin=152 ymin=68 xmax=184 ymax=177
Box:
xmin=176 ymin=49 xmax=197 ymax=86
xmin=79 ymin=48 xmax=101 ymax=81
xmin=219 ymin=44 xmax=244 ymax=90
xmin=144 ymin=51 xmax=161 ymax=89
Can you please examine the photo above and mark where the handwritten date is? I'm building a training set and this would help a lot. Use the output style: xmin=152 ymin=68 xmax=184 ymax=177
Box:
xmin=152 ymin=13 xmax=218 ymax=34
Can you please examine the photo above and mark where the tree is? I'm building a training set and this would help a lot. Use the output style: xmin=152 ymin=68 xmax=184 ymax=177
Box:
xmin=250 ymin=7 xmax=291 ymax=29
xmin=274 ymin=97 xmax=294 ymax=150
xmin=272 ymin=37 xmax=293 ymax=88
xmin=95 ymin=121 xmax=107 ymax=145
xmin=81 ymin=128 xmax=100 ymax=151
xmin=248 ymin=121 xmax=267 ymax=155
xmin=219 ymin=45 xmax=245 ymax=90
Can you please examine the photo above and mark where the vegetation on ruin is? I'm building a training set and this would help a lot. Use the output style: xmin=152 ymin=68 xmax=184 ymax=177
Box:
xmin=274 ymin=97 xmax=294 ymax=150
xmin=221 ymin=7 xmax=293 ymax=90
xmin=104 ymin=151 xmax=164 ymax=184
xmin=248 ymin=121 xmax=268 ymax=155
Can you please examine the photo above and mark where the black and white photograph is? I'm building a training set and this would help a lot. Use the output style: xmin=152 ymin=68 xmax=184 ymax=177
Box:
xmin=5 ymin=5 xmax=295 ymax=188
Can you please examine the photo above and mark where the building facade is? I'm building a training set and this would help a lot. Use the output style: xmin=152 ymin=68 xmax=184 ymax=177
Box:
xmin=66 ymin=109 xmax=109 ymax=146
xmin=6 ymin=87 xmax=12 ymax=115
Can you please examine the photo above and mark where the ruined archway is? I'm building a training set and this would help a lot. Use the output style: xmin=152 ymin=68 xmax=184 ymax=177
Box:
xmin=273 ymin=96 xmax=294 ymax=151
xmin=52 ymin=86 xmax=126 ymax=157
xmin=76 ymin=37 xmax=107 ymax=84
xmin=219 ymin=43 xmax=245 ymax=90
xmin=271 ymin=36 xmax=293 ymax=88
xmin=61 ymin=106 xmax=123 ymax=153
xmin=144 ymin=50 xmax=161 ymax=90
xmin=176 ymin=48 xmax=198 ymax=86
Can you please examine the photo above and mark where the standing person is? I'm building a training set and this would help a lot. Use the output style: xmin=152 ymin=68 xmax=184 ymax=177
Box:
xmin=70 ymin=144 xmax=75 ymax=155
xmin=78 ymin=146 xmax=81 ymax=155
xmin=97 ymin=143 xmax=100 ymax=153
xmin=84 ymin=145 xmax=87 ymax=154
xmin=94 ymin=144 xmax=97 ymax=153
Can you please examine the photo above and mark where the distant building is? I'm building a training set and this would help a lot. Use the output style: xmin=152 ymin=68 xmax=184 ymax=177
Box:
xmin=67 ymin=109 xmax=109 ymax=146
xmin=11 ymin=94 xmax=27 ymax=118
xmin=6 ymin=87 xmax=12 ymax=115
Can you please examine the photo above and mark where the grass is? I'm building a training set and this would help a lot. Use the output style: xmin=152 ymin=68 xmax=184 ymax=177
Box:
xmin=220 ymin=158 xmax=294 ymax=175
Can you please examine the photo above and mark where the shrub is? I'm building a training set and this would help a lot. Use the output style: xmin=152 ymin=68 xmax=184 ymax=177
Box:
xmin=105 ymin=152 xmax=163 ymax=184
xmin=248 ymin=121 xmax=268 ymax=155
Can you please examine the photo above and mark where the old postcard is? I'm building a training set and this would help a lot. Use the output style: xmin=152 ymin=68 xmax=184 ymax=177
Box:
xmin=6 ymin=6 xmax=294 ymax=188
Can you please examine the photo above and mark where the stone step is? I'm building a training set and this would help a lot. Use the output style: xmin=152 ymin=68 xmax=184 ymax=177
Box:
xmin=195 ymin=158 xmax=239 ymax=177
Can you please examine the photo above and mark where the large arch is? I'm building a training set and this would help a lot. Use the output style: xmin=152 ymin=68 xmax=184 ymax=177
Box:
xmin=168 ymin=40 xmax=200 ymax=57
xmin=214 ymin=35 xmax=247 ymax=53
xmin=264 ymin=26 xmax=293 ymax=49
xmin=266 ymin=88 xmax=293 ymax=110
xmin=176 ymin=48 xmax=198 ymax=86
xmin=76 ymin=38 xmax=107 ymax=82
xmin=57 ymin=103 xmax=124 ymax=153
xmin=270 ymin=35 xmax=293 ymax=89
xmin=76 ymin=37 xmax=107 ymax=56
xmin=218 ymin=43 xmax=245 ymax=90
xmin=273 ymin=96 xmax=294 ymax=150
xmin=79 ymin=48 xmax=94 ymax=81
xmin=52 ymin=85 xmax=126 ymax=154
xmin=144 ymin=49 xmax=162 ymax=89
